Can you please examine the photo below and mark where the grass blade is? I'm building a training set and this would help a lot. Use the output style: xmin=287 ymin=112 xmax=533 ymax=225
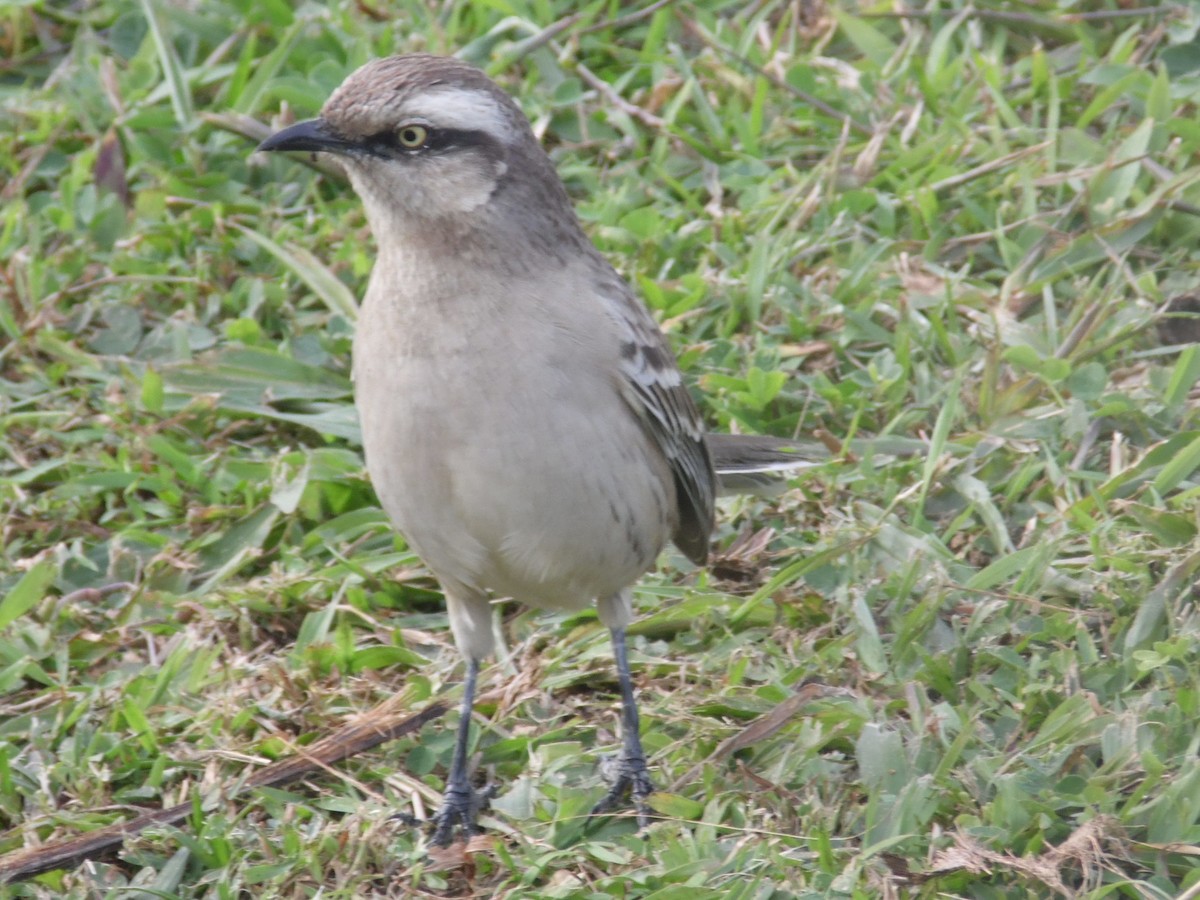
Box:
xmin=139 ymin=0 xmax=194 ymax=128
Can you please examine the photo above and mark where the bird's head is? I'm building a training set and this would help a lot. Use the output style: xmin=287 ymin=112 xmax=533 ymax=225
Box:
xmin=259 ymin=54 xmax=570 ymax=243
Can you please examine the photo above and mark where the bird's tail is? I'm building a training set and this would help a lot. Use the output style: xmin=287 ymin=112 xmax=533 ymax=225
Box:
xmin=706 ymin=433 xmax=825 ymax=496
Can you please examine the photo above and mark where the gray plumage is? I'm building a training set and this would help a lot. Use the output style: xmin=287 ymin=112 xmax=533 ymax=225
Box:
xmin=258 ymin=54 xmax=809 ymax=845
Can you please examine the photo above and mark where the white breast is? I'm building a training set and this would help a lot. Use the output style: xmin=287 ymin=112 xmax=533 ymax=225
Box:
xmin=352 ymin=256 xmax=675 ymax=611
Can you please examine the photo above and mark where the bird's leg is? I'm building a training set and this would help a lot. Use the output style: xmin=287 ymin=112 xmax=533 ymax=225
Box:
xmin=590 ymin=626 xmax=654 ymax=827
xmin=430 ymin=656 xmax=489 ymax=846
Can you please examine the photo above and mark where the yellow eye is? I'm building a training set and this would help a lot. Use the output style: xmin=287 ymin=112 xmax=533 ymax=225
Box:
xmin=397 ymin=124 xmax=429 ymax=149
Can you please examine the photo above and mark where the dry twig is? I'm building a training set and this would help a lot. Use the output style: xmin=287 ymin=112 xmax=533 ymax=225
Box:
xmin=0 ymin=700 xmax=447 ymax=884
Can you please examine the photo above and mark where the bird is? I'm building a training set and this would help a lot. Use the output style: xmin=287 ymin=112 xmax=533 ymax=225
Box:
xmin=257 ymin=53 xmax=814 ymax=847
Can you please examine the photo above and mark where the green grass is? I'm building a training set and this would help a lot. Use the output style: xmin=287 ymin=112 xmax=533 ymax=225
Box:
xmin=4 ymin=0 xmax=1200 ymax=896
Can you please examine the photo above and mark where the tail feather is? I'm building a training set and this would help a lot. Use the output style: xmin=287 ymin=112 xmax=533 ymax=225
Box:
xmin=706 ymin=433 xmax=824 ymax=496
xmin=705 ymin=432 xmax=931 ymax=495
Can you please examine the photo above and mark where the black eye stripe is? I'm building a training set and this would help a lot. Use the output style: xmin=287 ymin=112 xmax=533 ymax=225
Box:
xmin=363 ymin=127 xmax=497 ymax=156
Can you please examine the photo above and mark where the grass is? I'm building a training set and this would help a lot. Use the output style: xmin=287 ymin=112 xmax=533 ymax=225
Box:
xmin=3 ymin=0 xmax=1200 ymax=896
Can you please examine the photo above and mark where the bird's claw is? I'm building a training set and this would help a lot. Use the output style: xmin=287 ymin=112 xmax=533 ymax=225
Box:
xmin=428 ymin=782 xmax=496 ymax=847
xmin=391 ymin=783 xmax=496 ymax=846
xmin=589 ymin=753 xmax=655 ymax=829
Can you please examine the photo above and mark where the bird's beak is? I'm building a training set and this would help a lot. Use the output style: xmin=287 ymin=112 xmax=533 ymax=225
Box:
xmin=257 ymin=118 xmax=355 ymax=155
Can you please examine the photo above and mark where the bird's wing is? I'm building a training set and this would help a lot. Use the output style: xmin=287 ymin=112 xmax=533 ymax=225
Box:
xmin=603 ymin=278 xmax=715 ymax=565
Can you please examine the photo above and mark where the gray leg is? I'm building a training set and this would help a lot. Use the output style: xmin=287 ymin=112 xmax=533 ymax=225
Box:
xmin=590 ymin=626 xmax=654 ymax=827
xmin=430 ymin=657 xmax=489 ymax=846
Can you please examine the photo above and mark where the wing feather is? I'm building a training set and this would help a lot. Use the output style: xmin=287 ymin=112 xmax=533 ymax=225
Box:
xmin=601 ymin=278 xmax=715 ymax=565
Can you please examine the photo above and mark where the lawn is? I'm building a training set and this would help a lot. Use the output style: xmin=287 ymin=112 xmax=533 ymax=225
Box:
xmin=3 ymin=1 xmax=1200 ymax=897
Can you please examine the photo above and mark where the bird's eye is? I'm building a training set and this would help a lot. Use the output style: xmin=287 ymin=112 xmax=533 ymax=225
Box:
xmin=396 ymin=124 xmax=429 ymax=149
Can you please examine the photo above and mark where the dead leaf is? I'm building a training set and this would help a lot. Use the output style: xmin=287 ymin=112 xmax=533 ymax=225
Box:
xmin=710 ymin=526 xmax=775 ymax=585
xmin=672 ymin=682 xmax=839 ymax=790
xmin=94 ymin=129 xmax=130 ymax=207
xmin=925 ymin=817 xmax=1122 ymax=897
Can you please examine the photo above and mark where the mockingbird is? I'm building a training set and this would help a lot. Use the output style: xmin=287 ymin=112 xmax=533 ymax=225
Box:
xmin=258 ymin=54 xmax=814 ymax=846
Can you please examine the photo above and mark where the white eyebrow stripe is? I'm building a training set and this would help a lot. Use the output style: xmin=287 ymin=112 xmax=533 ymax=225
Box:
xmin=402 ymin=88 xmax=515 ymax=141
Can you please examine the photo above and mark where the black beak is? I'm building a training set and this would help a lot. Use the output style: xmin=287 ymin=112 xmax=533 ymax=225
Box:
xmin=257 ymin=118 xmax=355 ymax=155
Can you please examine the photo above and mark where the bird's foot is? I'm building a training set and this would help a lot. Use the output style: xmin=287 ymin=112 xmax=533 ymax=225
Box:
xmin=418 ymin=782 xmax=495 ymax=847
xmin=590 ymin=752 xmax=655 ymax=829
